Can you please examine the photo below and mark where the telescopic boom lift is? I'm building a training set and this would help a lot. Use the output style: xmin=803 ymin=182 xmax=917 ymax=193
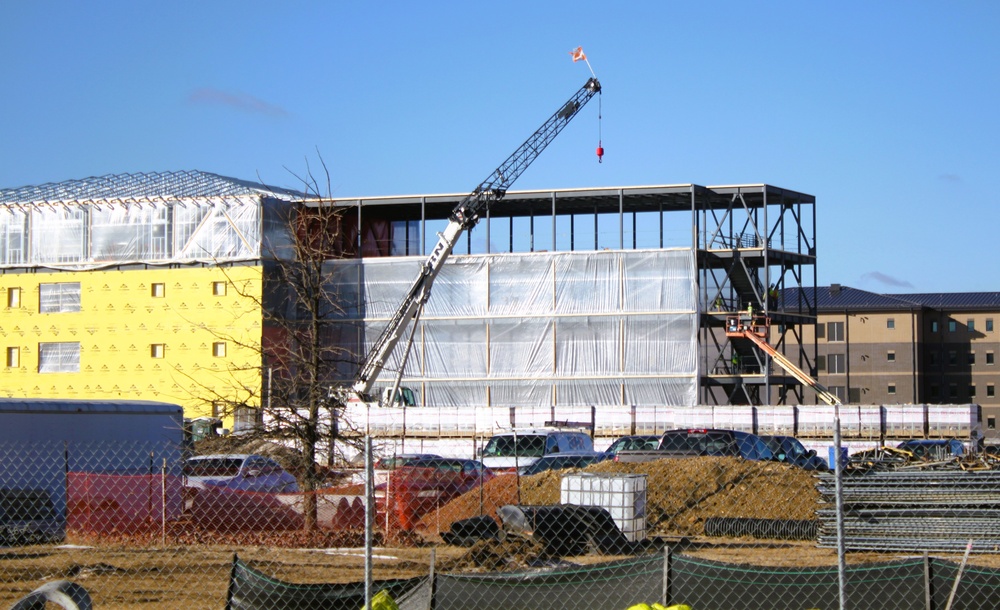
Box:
xmin=726 ymin=314 xmax=843 ymax=406
xmin=337 ymin=77 xmax=602 ymax=406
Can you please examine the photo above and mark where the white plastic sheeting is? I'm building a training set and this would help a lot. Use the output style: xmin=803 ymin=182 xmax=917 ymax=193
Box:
xmin=333 ymin=248 xmax=700 ymax=409
xmin=0 ymin=197 xmax=265 ymax=269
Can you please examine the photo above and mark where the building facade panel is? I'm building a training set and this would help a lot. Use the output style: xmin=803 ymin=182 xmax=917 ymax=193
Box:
xmin=0 ymin=266 xmax=264 ymax=419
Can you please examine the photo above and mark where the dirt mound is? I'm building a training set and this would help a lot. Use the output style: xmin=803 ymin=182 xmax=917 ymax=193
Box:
xmin=420 ymin=457 xmax=820 ymax=538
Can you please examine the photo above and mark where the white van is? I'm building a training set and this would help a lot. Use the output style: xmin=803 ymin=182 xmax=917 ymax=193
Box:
xmin=480 ymin=429 xmax=594 ymax=471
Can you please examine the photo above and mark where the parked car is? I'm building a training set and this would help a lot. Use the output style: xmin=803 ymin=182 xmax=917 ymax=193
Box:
xmin=759 ymin=435 xmax=829 ymax=471
xmin=517 ymin=452 xmax=608 ymax=476
xmin=184 ymin=454 xmax=299 ymax=494
xmin=373 ymin=453 xmax=442 ymax=470
xmin=614 ymin=429 xmax=775 ymax=463
xmin=389 ymin=458 xmax=495 ymax=530
xmin=896 ymin=439 xmax=965 ymax=461
xmin=480 ymin=429 xmax=594 ymax=471
xmin=602 ymin=435 xmax=660 ymax=458
xmin=0 ymin=488 xmax=62 ymax=545
xmin=399 ymin=457 xmax=494 ymax=483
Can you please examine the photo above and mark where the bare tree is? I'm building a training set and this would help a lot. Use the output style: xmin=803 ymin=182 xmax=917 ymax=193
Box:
xmin=183 ymin=158 xmax=363 ymax=532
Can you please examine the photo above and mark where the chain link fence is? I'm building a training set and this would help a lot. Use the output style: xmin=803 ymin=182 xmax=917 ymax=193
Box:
xmin=2 ymin=438 xmax=1000 ymax=608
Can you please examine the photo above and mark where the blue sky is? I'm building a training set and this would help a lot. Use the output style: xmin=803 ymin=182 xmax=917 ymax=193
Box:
xmin=2 ymin=2 xmax=997 ymax=293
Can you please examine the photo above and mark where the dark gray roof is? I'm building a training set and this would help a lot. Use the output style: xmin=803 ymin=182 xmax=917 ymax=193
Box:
xmin=0 ymin=170 xmax=309 ymax=204
xmin=889 ymin=292 xmax=1000 ymax=310
xmin=788 ymin=286 xmax=922 ymax=311
xmin=789 ymin=286 xmax=1000 ymax=312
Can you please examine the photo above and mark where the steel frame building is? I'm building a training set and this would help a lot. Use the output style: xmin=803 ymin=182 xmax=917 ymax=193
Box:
xmin=332 ymin=183 xmax=821 ymax=407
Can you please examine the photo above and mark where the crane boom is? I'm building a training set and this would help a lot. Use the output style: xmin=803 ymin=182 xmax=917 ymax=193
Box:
xmin=349 ymin=77 xmax=602 ymax=400
xmin=726 ymin=315 xmax=843 ymax=406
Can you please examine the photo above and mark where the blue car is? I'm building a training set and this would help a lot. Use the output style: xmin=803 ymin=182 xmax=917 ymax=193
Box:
xmin=760 ymin=435 xmax=829 ymax=471
xmin=896 ymin=439 xmax=965 ymax=461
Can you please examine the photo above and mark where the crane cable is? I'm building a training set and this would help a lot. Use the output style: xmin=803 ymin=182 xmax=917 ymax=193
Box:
xmin=596 ymin=90 xmax=604 ymax=163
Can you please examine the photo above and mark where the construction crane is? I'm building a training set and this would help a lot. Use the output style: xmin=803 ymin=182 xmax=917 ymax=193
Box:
xmin=334 ymin=77 xmax=602 ymax=407
xmin=725 ymin=314 xmax=843 ymax=406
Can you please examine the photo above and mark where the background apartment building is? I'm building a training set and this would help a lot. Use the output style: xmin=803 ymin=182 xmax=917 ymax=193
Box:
xmin=790 ymin=285 xmax=1000 ymax=439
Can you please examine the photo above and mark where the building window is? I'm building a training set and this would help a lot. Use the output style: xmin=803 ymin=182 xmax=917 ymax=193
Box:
xmin=888 ymin=383 xmax=896 ymax=395
xmin=7 ymin=287 xmax=20 ymax=308
xmin=827 ymin=322 xmax=845 ymax=342
xmin=234 ymin=405 xmax=262 ymax=433
xmin=988 ymin=351 xmax=995 ymax=365
xmin=968 ymin=319 xmax=975 ymax=332
xmin=970 ymin=385 xmax=976 ymax=398
xmin=948 ymin=319 xmax=957 ymax=332
xmin=990 ymin=416 xmax=996 ymax=430
xmin=212 ymin=342 xmax=227 ymax=357
xmin=949 ymin=383 xmax=958 ymax=399
xmin=150 ymin=344 xmax=165 ymax=358
xmin=212 ymin=281 xmax=227 ymax=296
xmin=151 ymin=283 xmax=165 ymax=298
xmin=931 ymin=320 xmax=939 ymax=333
xmin=969 ymin=351 xmax=976 ymax=365
xmin=212 ymin=401 xmax=224 ymax=418
xmin=887 ymin=318 xmax=895 ymax=330
xmin=929 ymin=351 xmax=938 ymax=367
xmin=815 ymin=324 xmax=825 ymax=339
xmin=39 ymin=282 xmax=81 ymax=313
xmin=38 ymin=342 xmax=80 ymax=373
xmin=5 ymin=347 xmax=19 ymax=368
xmin=948 ymin=350 xmax=957 ymax=366
xmin=930 ymin=384 xmax=939 ymax=399
xmin=829 ymin=386 xmax=846 ymax=401
xmin=988 ymin=318 xmax=994 ymax=332
xmin=887 ymin=350 xmax=896 ymax=362
xmin=989 ymin=384 xmax=996 ymax=398
xmin=828 ymin=353 xmax=846 ymax=374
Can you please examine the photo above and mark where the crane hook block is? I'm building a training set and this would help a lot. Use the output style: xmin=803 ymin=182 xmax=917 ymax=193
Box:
xmin=596 ymin=144 xmax=604 ymax=163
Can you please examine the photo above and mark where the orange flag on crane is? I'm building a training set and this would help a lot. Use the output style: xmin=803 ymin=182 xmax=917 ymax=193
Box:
xmin=569 ymin=46 xmax=587 ymax=62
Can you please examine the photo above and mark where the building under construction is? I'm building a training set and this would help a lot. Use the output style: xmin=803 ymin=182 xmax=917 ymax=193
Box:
xmin=0 ymin=173 xmax=817 ymax=413
xmin=326 ymin=183 xmax=820 ymax=411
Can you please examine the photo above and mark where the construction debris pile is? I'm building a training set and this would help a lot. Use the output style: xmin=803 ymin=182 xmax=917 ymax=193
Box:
xmin=846 ymin=445 xmax=1000 ymax=473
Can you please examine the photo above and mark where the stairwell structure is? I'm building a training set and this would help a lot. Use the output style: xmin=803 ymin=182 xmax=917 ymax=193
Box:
xmin=696 ymin=185 xmax=824 ymax=406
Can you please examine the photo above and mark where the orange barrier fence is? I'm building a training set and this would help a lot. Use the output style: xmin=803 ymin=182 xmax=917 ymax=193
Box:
xmin=68 ymin=472 xmax=184 ymax=534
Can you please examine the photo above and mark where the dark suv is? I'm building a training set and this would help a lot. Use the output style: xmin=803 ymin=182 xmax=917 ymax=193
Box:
xmin=658 ymin=429 xmax=776 ymax=460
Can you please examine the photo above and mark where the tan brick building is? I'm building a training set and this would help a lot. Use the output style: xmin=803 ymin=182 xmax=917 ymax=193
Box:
xmin=792 ymin=285 xmax=1000 ymax=440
